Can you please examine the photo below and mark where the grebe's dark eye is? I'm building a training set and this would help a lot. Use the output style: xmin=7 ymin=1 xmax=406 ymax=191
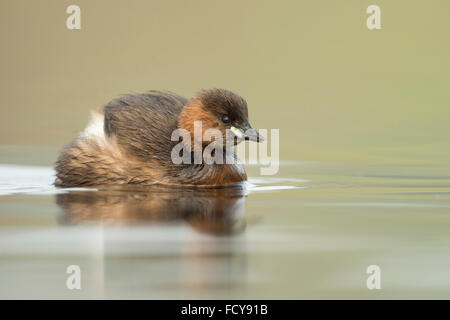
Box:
xmin=222 ymin=115 xmax=231 ymax=123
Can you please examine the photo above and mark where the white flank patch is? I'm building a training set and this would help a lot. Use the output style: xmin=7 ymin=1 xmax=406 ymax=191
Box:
xmin=81 ymin=111 xmax=106 ymax=143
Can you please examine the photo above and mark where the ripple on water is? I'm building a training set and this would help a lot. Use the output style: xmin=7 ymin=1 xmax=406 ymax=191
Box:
xmin=0 ymin=164 xmax=305 ymax=196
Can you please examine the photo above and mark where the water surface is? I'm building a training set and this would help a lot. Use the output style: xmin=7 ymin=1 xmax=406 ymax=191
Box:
xmin=1 ymin=0 xmax=449 ymax=299
xmin=1 ymin=155 xmax=449 ymax=299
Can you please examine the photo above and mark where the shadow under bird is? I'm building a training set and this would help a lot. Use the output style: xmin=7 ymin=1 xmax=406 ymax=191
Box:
xmin=57 ymin=186 xmax=247 ymax=236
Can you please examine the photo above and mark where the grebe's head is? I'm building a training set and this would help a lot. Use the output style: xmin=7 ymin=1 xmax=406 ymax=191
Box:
xmin=179 ymin=89 xmax=263 ymax=147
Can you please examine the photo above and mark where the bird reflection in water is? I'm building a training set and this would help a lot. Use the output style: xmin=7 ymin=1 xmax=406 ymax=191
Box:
xmin=56 ymin=185 xmax=247 ymax=236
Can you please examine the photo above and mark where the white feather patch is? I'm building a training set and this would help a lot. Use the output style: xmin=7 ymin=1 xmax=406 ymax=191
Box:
xmin=230 ymin=126 xmax=244 ymax=139
xmin=81 ymin=111 xmax=106 ymax=143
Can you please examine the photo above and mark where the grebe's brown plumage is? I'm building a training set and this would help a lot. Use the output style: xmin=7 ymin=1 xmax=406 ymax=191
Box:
xmin=55 ymin=89 xmax=262 ymax=187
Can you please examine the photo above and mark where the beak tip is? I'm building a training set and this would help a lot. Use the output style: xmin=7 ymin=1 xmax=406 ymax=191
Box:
xmin=241 ymin=125 xmax=264 ymax=142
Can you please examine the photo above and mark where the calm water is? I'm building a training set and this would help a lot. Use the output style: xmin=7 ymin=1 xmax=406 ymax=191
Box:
xmin=1 ymin=147 xmax=450 ymax=299
xmin=1 ymin=0 xmax=450 ymax=299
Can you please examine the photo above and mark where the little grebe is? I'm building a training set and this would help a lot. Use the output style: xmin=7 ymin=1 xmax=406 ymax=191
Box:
xmin=55 ymin=89 xmax=262 ymax=187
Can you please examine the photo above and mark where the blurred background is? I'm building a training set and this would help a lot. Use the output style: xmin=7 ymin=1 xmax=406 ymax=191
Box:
xmin=1 ymin=0 xmax=449 ymax=166
xmin=1 ymin=0 xmax=450 ymax=299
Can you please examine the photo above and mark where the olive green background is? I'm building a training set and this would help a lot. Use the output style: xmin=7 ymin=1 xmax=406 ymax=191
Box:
xmin=1 ymin=1 xmax=450 ymax=299
xmin=1 ymin=0 xmax=449 ymax=164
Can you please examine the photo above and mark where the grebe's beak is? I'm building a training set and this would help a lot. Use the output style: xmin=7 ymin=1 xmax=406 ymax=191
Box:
xmin=231 ymin=121 xmax=264 ymax=143
xmin=244 ymin=127 xmax=263 ymax=142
